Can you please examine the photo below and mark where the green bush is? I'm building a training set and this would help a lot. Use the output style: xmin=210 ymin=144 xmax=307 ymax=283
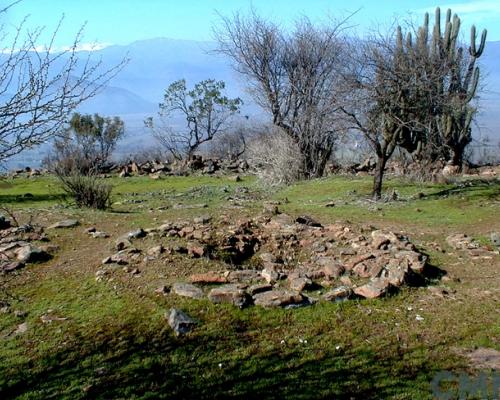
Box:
xmin=58 ymin=172 xmax=112 ymax=210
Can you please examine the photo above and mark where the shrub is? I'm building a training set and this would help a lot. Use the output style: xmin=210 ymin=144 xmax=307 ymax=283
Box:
xmin=58 ymin=172 xmax=112 ymax=210
xmin=247 ymin=127 xmax=303 ymax=186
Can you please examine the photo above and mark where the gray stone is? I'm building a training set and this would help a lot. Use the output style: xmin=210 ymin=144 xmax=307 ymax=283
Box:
xmin=323 ymin=286 xmax=353 ymax=302
xmin=167 ymin=308 xmax=197 ymax=336
xmin=47 ymin=219 xmax=79 ymax=229
xmin=289 ymin=277 xmax=312 ymax=292
xmin=172 ymin=282 xmax=204 ymax=300
xmin=261 ymin=268 xmax=280 ymax=284
xmin=490 ymin=232 xmax=500 ymax=248
xmin=194 ymin=215 xmax=212 ymax=224
xmin=1 ymin=261 xmax=25 ymax=273
xmin=15 ymin=245 xmax=50 ymax=263
xmin=127 ymin=228 xmax=146 ymax=239
xmin=247 ymin=283 xmax=273 ymax=296
xmin=207 ymin=284 xmax=250 ymax=308
xmin=253 ymin=290 xmax=304 ymax=308
xmin=91 ymin=231 xmax=109 ymax=239
xmin=147 ymin=245 xmax=164 ymax=257
xmin=226 ymin=269 xmax=263 ymax=283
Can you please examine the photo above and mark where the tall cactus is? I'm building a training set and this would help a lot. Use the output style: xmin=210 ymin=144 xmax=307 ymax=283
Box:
xmin=431 ymin=7 xmax=487 ymax=166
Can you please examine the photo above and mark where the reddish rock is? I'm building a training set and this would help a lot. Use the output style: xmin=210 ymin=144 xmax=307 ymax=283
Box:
xmin=346 ymin=253 xmax=375 ymax=270
xmin=317 ymin=257 xmax=345 ymax=278
xmin=190 ymin=272 xmax=228 ymax=284
xmin=354 ymin=278 xmax=391 ymax=299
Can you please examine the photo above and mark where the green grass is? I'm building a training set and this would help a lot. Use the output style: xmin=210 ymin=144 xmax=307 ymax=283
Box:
xmin=0 ymin=174 xmax=499 ymax=399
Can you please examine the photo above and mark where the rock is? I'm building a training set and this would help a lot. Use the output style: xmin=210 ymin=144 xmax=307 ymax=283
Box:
xmin=259 ymin=252 xmax=277 ymax=264
xmin=194 ymin=216 xmax=212 ymax=224
xmin=187 ymin=244 xmax=206 ymax=258
xmin=91 ymin=231 xmax=109 ymax=239
xmin=247 ymin=283 xmax=273 ymax=296
xmin=289 ymin=277 xmax=312 ymax=292
xmin=102 ymin=251 xmax=131 ymax=265
xmin=371 ymin=230 xmax=399 ymax=249
xmin=263 ymin=202 xmax=280 ymax=215
xmin=171 ymin=282 xmax=204 ymax=300
xmin=1 ymin=261 xmax=25 ymax=273
xmin=346 ymin=253 xmax=375 ymax=270
xmin=253 ymin=290 xmax=304 ymax=308
xmin=316 ymin=257 xmax=345 ymax=278
xmin=395 ymin=250 xmax=427 ymax=274
xmin=15 ymin=245 xmax=50 ymax=263
xmin=190 ymin=272 xmax=228 ymax=284
xmin=261 ymin=267 xmax=280 ymax=284
xmin=442 ymin=164 xmax=460 ymax=176
xmin=323 ymin=286 xmax=353 ymax=302
xmin=154 ymin=285 xmax=170 ymax=295
xmin=353 ymin=278 xmax=391 ymax=299
xmin=85 ymin=227 xmax=97 ymax=233
xmin=226 ymin=269 xmax=263 ymax=283
xmin=490 ymin=232 xmax=500 ymax=248
xmin=325 ymin=201 xmax=336 ymax=208
xmin=295 ymin=215 xmax=322 ymax=227
xmin=445 ymin=233 xmax=479 ymax=250
xmin=0 ymin=214 xmax=11 ymax=230
xmin=115 ymin=237 xmax=132 ymax=251
xmin=379 ymin=262 xmax=410 ymax=287
xmin=127 ymin=228 xmax=146 ymax=240
xmin=14 ymin=322 xmax=28 ymax=335
xmin=47 ymin=219 xmax=79 ymax=229
xmin=38 ymin=245 xmax=60 ymax=255
xmin=167 ymin=308 xmax=197 ymax=336
xmin=427 ymin=286 xmax=452 ymax=298
xmin=147 ymin=245 xmax=164 ymax=257
xmin=208 ymin=284 xmax=250 ymax=308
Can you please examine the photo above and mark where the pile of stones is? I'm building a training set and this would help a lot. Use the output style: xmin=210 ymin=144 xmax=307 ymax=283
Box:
xmin=99 ymin=209 xmax=431 ymax=308
xmin=0 ymin=215 xmax=72 ymax=273
xmin=117 ymin=155 xmax=249 ymax=178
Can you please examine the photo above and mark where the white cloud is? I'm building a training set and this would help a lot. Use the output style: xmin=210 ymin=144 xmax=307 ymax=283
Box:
xmin=60 ymin=42 xmax=112 ymax=52
xmin=0 ymin=42 xmax=112 ymax=54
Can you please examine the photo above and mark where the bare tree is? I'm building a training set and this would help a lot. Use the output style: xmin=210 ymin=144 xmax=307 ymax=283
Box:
xmin=0 ymin=4 xmax=127 ymax=164
xmin=145 ymin=79 xmax=241 ymax=161
xmin=214 ymin=12 xmax=350 ymax=178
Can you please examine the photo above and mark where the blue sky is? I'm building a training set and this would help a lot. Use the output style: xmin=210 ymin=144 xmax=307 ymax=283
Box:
xmin=5 ymin=0 xmax=500 ymax=49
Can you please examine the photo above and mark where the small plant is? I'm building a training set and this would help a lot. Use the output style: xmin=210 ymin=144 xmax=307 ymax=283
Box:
xmin=58 ymin=172 xmax=112 ymax=210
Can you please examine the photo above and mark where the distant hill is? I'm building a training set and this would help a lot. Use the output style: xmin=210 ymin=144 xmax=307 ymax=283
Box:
xmin=3 ymin=37 xmax=500 ymax=168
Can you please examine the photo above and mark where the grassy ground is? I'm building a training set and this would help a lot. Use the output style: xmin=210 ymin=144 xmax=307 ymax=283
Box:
xmin=0 ymin=173 xmax=499 ymax=399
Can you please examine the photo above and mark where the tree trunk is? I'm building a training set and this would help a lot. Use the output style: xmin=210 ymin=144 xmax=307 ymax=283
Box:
xmin=372 ymin=154 xmax=387 ymax=200
xmin=450 ymin=146 xmax=464 ymax=170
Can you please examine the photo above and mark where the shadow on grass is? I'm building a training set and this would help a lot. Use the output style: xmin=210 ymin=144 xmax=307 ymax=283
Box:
xmin=0 ymin=193 xmax=67 ymax=204
xmin=424 ymin=179 xmax=500 ymax=201
xmin=0 ymin=321 xmax=441 ymax=400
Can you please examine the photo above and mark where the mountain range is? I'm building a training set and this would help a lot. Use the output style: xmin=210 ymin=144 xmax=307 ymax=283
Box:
xmin=6 ymin=37 xmax=500 ymax=168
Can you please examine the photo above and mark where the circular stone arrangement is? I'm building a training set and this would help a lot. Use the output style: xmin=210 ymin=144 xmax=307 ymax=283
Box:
xmin=98 ymin=210 xmax=431 ymax=308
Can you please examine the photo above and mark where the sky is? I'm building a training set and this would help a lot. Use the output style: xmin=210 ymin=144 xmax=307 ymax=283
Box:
xmin=3 ymin=0 xmax=500 ymax=50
